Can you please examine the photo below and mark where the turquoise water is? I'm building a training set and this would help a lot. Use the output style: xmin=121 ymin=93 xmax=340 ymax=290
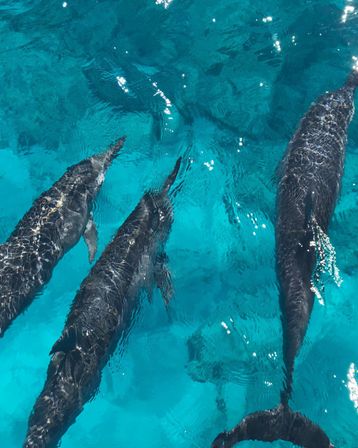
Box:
xmin=0 ymin=0 xmax=358 ymax=446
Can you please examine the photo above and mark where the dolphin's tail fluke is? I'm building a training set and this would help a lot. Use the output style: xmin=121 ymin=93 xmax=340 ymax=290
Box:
xmin=345 ymin=68 xmax=358 ymax=89
xmin=212 ymin=404 xmax=333 ymax=448
xmin=161 ymin=157 xmax=182 ymax=194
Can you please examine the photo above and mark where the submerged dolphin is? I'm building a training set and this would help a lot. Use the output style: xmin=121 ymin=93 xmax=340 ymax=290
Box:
xmin=213 ymin=69 xmax=358 ymax=448
xmin=0 ymin=137 xmax=125 ymax=337
xmin=24 ymin=157 xmax=181 ymax=448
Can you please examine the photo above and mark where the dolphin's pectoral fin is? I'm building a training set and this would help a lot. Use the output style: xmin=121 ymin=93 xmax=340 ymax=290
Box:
xmin=156 ymin=265 xmax=173 ymax=306
xmin=83 ymin=213 xmax=98 ymax=263
xmin=50 ymin=326 xmax=77 ymax=355
xmin=154 ymin=253 xmax=173 ymax=306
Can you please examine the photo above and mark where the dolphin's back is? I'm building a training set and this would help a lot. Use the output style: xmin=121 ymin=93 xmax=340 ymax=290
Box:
xmin=24 ymin=197 xmax=160 ymax=448
xmin=278 ymin=85 xmax=355 ymax=232
xmin=276 ymin=83 xmax=356 ymax=300
xmin=65 ymin=191 xmax=169 ymax=340
xmin=0 ymin=137 xmax=125 ymax=337
xmin=212 ymin=74 xmax=358 ymax=448
xmin=11 ymin=159 xmax=95 ymax=242
xmin=24 ymin=158 xmax=181 ymax=448
xmin=276 ymin=82 xmax=356 ymax=403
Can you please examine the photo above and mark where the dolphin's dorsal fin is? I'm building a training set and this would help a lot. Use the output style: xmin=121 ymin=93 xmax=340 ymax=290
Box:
xmin=83 ymin=213 xmax=98 ymax=263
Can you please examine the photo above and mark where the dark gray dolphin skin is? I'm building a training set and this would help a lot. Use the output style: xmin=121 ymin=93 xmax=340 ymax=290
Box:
xmin=23 ymin=157 xmax=181 ymax=448
xmin=0 ymin=136 xmax=125 ymax=337
xmin=213 ymin=69 xmax=358 ymax=448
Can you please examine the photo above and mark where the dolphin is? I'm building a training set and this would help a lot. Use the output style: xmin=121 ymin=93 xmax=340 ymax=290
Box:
xmin=23 ymin=157 xmax=181 ymax=448
xmin=213 ymin=69 xmax=358 ymax=448
xmin=0 ymin=136 xmax=125 ymax=337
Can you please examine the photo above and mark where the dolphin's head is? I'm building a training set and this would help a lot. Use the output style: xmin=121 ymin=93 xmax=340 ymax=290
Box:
xmin=66 ymin=136 xmax=126 ymax=201
xmin=89 ymin=136 xmax=126 ymax=194
xmin=139 ymin=157 xmax=181 ymax=241
xmin=142 ymin=191 xmax=174 ymax=244
xmin=90 ymin=136 xmax=126 ymax=172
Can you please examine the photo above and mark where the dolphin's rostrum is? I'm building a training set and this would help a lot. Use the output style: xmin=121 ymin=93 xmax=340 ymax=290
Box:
xmin=213 ymin=69 xmax=358 ymax=448
xmin=23 ymin=157 xmax=182 ymax=448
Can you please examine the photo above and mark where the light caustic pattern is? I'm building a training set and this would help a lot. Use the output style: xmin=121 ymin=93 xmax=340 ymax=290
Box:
xmin=310 ymin=219 xmax=343 ymax=306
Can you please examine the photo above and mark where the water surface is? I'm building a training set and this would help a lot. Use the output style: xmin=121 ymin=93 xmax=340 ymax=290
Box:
xmin=0 ymin=0 xmax=358 ymax=446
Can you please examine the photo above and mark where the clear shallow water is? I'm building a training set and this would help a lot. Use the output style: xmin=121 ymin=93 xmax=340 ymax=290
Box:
xmin=0 ymin=0 xmax=358 ymax=447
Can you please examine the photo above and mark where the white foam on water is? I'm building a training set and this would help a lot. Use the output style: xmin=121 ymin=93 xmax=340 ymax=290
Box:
xmin=347 ymin=363 xmax=358 ymax=411
xmin=311 ymin=219 xmax=343 ymax=304
xmin=155 ymin=0 xmax=173 ymax=9
xmin=341 ymin=5 xmax=355 ymax=23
